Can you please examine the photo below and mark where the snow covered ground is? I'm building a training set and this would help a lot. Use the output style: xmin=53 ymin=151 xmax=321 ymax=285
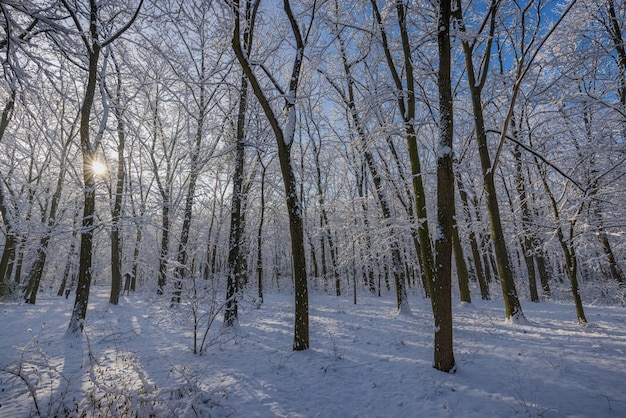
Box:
xmin=1 ymin=286 xmax=626 ymax=417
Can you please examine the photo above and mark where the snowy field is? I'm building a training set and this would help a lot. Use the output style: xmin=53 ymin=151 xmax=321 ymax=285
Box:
xmin=1 ymin=287 xmax=626 ymax=417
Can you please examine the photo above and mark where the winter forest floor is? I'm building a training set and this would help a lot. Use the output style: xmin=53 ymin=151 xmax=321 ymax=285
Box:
xmin=1 ymin=286 xmax=626 ymax=417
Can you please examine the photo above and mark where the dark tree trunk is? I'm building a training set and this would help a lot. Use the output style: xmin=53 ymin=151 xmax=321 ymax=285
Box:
xmin=225 ymin=76 xmax=248 ymax=326
xmin=225 ymin=0 xmax=259 ymax=325
xmin=371 ymin=0 xmax=435 ymax=298
xmin=455 ymin=0 xmax=524 ymax=320
xmin=0 ymin=92 xmax=16 ymax=295
xmin=256 ymin=154 xmax=268 ymax=305
xmin=109 ymin=56 xmax=127 ymax=305
xmin=171 ymin=104 xmax=204 ymax=306
xmin=512 ymin=143 xmax=539 ymax=302
xmin=231 ymin=0 xmax=310 ymax=350
xmin=67 ymin=29 xmax=101 ymax=334
xmin=67 ymin=0 xmax=142 ymax=334
xmin=452 ymin=217 xmax=471 ymax=303
xmin=432 ymin=0 xmax=456 ymax=372
xmin=539 ymin=166 xmax=587 ymax=324
xmin=158 ymin=200 xmax=170 ymax=294
xmin=130 ymin=224 xmax=142 ymax=291
xmin=456 ymin=171 xmax=490 ymax=299
xmin=0 ymin=230 xmax=17 ymax=288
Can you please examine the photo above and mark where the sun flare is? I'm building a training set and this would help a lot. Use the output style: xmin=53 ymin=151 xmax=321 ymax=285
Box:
xmin=91 ymin=160 xmax=107 ymax=177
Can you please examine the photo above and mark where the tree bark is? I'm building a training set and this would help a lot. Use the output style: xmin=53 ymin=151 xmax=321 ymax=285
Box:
xmin=371 ymin=0 xmax=435 ymax=298
xmin=452 ymin=219 xmax=471 ymax=303
xmin=513 ymin=143 xmax=539 ymax=302
xmin=230 ymin=0 xmax=310 ymax=350
xmin=256 ymin=152 xmax=268 ymax=305
xmin=0 ymin=92 xmax=16 ymax=294
xmin=109 ymin=55 xmax=127 ymax=305
xmin=226 ymin=0 xmax=259 ymax=325
xmin=539 ymin=166 xmax=587 ymax=324
xmin=455 ymin=0 xmax=524 ymax=320
xmin=66 ymin=0 xmax=142 ymax=334
xmin=225 ymin=71 xmax=249 ymax=325
xmin=432 ymin=0 xmax=455 ymax=372
xmin=67 ymin=19 xmax=101 ymax=333
xmin=456 ymin=170 xmax=490 ymax=299
xmin=171 ymin=89 xmax=205 ymax=306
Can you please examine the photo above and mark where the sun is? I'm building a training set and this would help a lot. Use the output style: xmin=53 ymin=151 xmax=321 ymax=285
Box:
xmin=91 ymin=160 xmax=107 ymax=177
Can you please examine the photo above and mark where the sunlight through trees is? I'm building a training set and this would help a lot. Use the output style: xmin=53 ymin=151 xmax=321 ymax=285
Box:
xmin=0 ymin=0 xmax=624 ymax=372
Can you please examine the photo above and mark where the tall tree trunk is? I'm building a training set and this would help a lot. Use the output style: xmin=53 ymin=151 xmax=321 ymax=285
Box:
xmin=606 ymin=0 xmax=626 ymax=140
xmin=225 ymin=0 xmax=259 ymax=325
xmin=456 ymin=170 xmax=490 ymax=299
xmin=148 ymin=100 xmax=172 ymax=295
xmin=432 ymin=0 xmax=455 ymax=372
xmin=355 ymin=163 xmax=377 ymax=295
xmin=67 ymin=27 xmax=101 ymax=334
xmin=231 ymin=0 xmax=310 ymax=350
xmin=513 ymin=143 xmax=539 ymax=301
xmin=67 ymin=0 xmax=142 ymax=334
xmin=57 ymin=245 xmax=75 ymax=297
xmin=58 ymin=212 xmax=80 ymax=297
xmin=0 ymin=92 xmax=16 ymax=294
xmin=596 ymin=223 xmax=624 ymax=284
xmin=130 ymin=223 xmax=142 ymax=291
xmin=158 ymin=198 xmax=170 ymax=294
xmin=13 ymin=238 xmax=26 ymax=286
xmin=455 ymin=0 xmax=524 ymax=321
xmin=0 ymin=226 xmax=17 ymax=290
xmin=539 ymin=166 xmax=587 ymax=324
xmin=109 ymin=55 xmax=127 ymax=305
xmin=535 ymin=246 xmax=552 ymax=298
xmin=371 ymin=0 xmax=435 ymax=298
xmin=225 ymin=78 xmax=248 ymax=325
xmin=238 ymin=180 xmax=253 ymax=289
xmin=171 ymin=87 xmax=205 ymax=306
xmin=256 ymin=153 xmax=268 ymax=305
xmin=452 ymin=218 xmax=471 ymax=303
xmin=126 ymin=164 xmax=145 ymax=293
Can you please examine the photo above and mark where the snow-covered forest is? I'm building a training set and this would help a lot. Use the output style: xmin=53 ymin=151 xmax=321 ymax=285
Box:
xmin=1 ymin=0 xmax=626 ymax=416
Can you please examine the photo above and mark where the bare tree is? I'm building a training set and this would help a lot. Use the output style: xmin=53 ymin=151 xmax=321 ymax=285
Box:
xmin=230 ymin=0 xmax=316 ymax=350
xmin=225 ymin=0 xmax=260 ymax=326
xmin=0 ymin=2 xmax=47 ymax=294
xmin=453 ymin=0 xmax=525 ymax=320
xmin=432 ymin=0 xmax=455 ymax=372
xmin=370 ymin=0 xmax=435 ymax=299
xmin=320 ymin=13 xmax=410 ymax=311
xmin=62 ymin=0 xmax=143 ymax=334
xmin=107 ymin=51 xmax=128 ymax=305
